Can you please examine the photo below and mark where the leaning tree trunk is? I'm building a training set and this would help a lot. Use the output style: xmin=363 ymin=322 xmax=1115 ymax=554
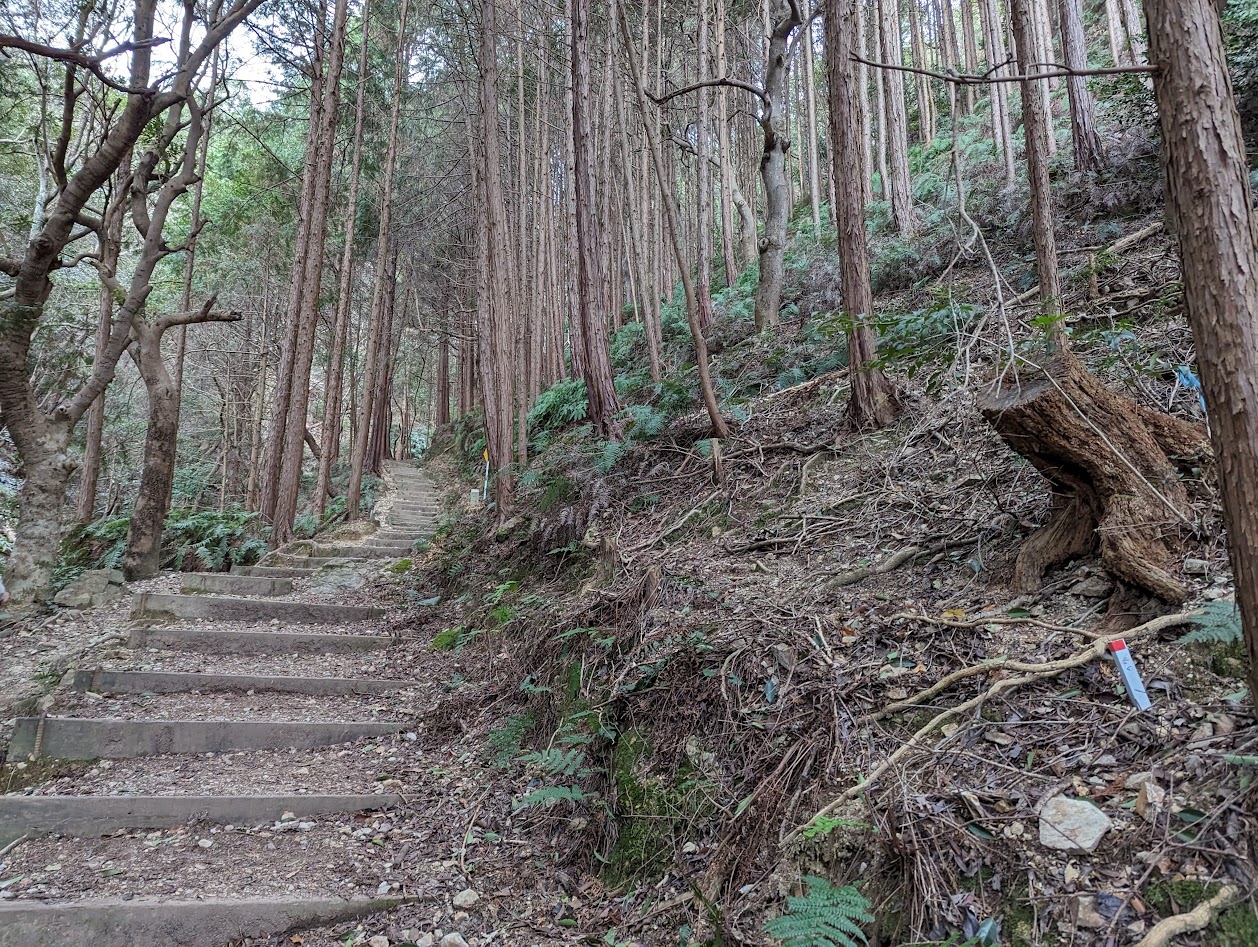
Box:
xmin=124 ymin=324 xmax=181 ymax=579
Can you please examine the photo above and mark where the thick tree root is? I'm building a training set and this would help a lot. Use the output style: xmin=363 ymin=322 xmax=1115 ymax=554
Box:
xmin=978 ymin=352 xmax=1206 ymax=602
xmin=1132 ymin=885 xmax=1240 ymax=947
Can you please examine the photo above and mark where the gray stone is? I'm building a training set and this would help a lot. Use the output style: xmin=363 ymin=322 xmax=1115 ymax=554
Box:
xmin=439 ymin=936 xmax=470 ymax=947
xmin=1183 ymin=558 xmax=1211 ymax=575
xmin=53 ymin=569 xmax=125 ymax=609
xmin=452 ymin=889 xmax=480 ymax=909
xmin=1039 ymin=796 xmax=1112 ymax=852
xmin=181 ymin=574 xmax=293 ymax=597
xmin=1069 ymin=576 xmax=1114 ymax=599
xmin=308 ymin=566 xmax=370 ymax=595
xmin=129 ymin=626 xmax=397 ymax=655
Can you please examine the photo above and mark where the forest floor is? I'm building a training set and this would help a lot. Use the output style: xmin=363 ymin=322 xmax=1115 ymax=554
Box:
xmin=376 ymin=215 xmax=1258 ymax=945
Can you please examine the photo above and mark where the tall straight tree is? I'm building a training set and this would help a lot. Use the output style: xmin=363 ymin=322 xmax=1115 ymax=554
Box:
xmin=472 ymin=0 xmax=517 ymax=511
xmin=571 ymin=0 xmax=621 ymax=438
xmin=268 ymin=0 xmax=351 ymax=544
xmin=618 ymin=0 xmax=729 ymax=439
xmin=825 ymin=0 xmax=899 ymax=427
xmin=1058 ymin=0 xmax=1105 ymax=171
xmin=315 ymin=3 xmax=373 ymax=519
xmin=1142 ymin=0 xmax=1258 ymax=702
xmin=347 ymin=0 xmax=411 ymax=520
xmin=878 ymin=0 xmax=918 ymax=233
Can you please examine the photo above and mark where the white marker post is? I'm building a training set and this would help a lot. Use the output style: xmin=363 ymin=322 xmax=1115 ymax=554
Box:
xmin=1107 ymin=639 xmax=1152 ymax=711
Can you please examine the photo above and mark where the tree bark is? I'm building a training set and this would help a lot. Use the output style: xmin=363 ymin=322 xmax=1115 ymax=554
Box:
xmin=270 ymin=0 xmax=351 ymax=543
xmin=754 ymin=0 xmax=803 ymax=329
xmin=878 ymin=0 xmax=919 ymax=233
xmin=347 ymin=0 xmax=409 ymax=520
xmin=979 ymin=0 xmax=1017 ymax=184
xmin=826 ymin=0 xmax=900 ymax=428
xmin=1143 ymin=0 xmax=1258 ymax=701
xmin=315 ymin=1 xmax=372 ymax=519
xmin=572 ymin=0 xmax=622 ymax=439
xmin=1058 ymin=0 xmax=1105 ymax=171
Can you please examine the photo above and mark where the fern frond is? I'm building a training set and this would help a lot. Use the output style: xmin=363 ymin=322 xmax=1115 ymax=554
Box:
xmin=512 ymin=784 xmax=590 ymax=810
xmin=763 ymin=877 xmax=872 ymax=947
xmin=517 ymin=747 xmax=587 ymax=777
xmin=1178 ymin=600 xmax=1242 ymax=644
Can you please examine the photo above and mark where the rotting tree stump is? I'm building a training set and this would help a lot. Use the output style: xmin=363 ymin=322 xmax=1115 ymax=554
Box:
xmin=978 ymin=353 xmax=1207 ymax=602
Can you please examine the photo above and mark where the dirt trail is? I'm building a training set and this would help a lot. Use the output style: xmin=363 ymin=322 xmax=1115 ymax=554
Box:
xmin=0 ymin=463 xmax=571 ymax=947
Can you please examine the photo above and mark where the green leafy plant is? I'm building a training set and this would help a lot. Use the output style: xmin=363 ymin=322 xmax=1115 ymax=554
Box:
xmin=800 ymin=815 xmax=870 ymax=841
xmin=763 ymin=876 xmax=873 ymax=947
xmin=1178 ymin=600 xmax=1242 ymax=644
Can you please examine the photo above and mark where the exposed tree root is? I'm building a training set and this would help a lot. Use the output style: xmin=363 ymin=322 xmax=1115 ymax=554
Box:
xmin=1132 ymin=885 xmax=1240 ymax=947
xmin=979 ymin=351 xmax=1207 ymax=602
xmin=784 ymin=610 xmax=1196 ymax=846
xmin=823 ymin=537 xmax=978 ymax=590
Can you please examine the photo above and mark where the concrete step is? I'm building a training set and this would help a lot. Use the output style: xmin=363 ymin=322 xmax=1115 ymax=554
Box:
xmin=7 ymin=716 xmax=404 ymax=761
xmin=129 ymin=626 xmax=398 ymax=655
xmin=231 ymin=564 xmax=315 ymax=578
xmin=0 ymin=895 xmax=413 ymax=947
xmin=72 ymin=669 xmax=406 ymax=696
xmin=0 ymin=793 xmax=400 ymax=845
xmin=131 ymin=592 xmax=384 ymax=625
xmin=313 ymin=543 xmax=413 ymax=558
xmin=180 ymin=573 xmax=293 ymax=597
xmin=263 ymin=554 xmax=367 ymax=569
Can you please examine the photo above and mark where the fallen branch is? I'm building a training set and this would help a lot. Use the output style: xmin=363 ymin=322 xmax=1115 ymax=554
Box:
xmin=823 ymin=537 xmax=978 ymax=590
xmin=894 ymin=610 xmax=1103 ymax=639
xmin=625 ymin=491 xmax=717 ymax=553
xmin=784 ymin=610 xmax=1196 ymax=846
xmin=1132 ymin=885 xmax=1240 ymax=947
xmin=1010 ymin=223 xmax=1166 ymax=306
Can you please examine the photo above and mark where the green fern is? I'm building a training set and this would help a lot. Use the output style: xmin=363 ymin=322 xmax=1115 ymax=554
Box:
xmin=1178 ymin=600 xmax=1242 ymax=644
xmin=512 ymin=784 xmax=590 ymax=810
xmin=800 ymin=815 xmax=868 ymax=841
xmin=517 ymin=747 xmax=591 ymax=778
xmin=763 ymin=877 xmax=872 ymax=947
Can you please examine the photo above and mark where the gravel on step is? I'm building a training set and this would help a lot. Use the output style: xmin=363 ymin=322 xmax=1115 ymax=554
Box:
xmin=50 ymin=688 xmax=426 ymax=723
xmin=9 ymin=734 xmax=425 ymax=798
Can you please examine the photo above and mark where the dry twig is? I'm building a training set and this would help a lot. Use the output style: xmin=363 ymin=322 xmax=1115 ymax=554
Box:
xmin=784 ymin=610 xmax=1196 ymax=845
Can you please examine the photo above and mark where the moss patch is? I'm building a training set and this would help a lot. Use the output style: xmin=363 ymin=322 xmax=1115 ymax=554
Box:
xmin=1145 ymin=880 xmax=1258 ymax=946
xmin=387 ymin=558 xmax=413 ymax=574
xmin=606 ymin=731 xmax=712 ymax=887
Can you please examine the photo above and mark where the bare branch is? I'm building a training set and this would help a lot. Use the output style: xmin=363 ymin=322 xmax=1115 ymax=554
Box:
xmin=0 ymin=34 xmax=171 ymax=93
xmin=652 ymin=76 xmax=769 ymax=108
xmin=853 ymin=52 xmax=1157 ymax=86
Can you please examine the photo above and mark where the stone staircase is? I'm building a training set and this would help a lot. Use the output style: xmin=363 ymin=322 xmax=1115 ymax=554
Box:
xmin=0 ymin=462 xmax=441 ymax=946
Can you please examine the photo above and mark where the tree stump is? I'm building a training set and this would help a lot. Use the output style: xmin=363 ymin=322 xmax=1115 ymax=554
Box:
xmin=978 ymin=353 xmax=1207 ymax=602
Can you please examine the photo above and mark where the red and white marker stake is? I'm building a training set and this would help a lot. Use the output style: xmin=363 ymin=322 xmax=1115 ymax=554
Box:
xmin=1107 ymin=639 xmax=1152 ymax=711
